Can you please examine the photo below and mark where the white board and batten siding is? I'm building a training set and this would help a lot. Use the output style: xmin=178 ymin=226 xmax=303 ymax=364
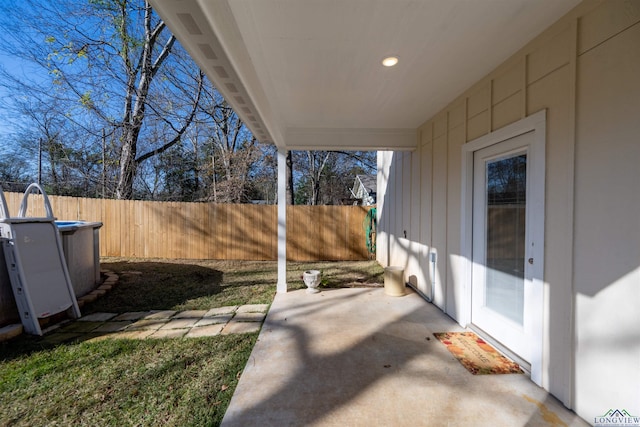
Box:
xmin=377 ymin=1 xmax=640 ymax=422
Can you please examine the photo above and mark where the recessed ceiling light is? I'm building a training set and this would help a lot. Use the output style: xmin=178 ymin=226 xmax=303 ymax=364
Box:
xmin=382 ymin=56 xmax=399 ymax=67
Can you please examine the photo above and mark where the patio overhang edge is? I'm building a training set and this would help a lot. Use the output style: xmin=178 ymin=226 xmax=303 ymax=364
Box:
xmin=149 ymin=0 xmax=285 ymax=146
xmin=150 ymin=0 xmax=421 ymax=152
xmin=284 ymin=128 xmax=418 ymax=151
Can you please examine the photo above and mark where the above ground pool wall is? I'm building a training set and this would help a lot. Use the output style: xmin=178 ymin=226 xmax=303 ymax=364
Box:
xmin=56 ymin=221 xmax=102 ymax=298
xmin=0 ymin=239 xmax=19 ymax=326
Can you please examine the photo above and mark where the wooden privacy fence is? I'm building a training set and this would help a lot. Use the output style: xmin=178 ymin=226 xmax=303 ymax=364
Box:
xmin=3 ymin=192 xmax=374 ymax=261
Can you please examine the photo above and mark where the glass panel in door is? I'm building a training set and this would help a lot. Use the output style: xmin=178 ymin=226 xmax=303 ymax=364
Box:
xmin=485 ymin=154 xmax=526 ymax=325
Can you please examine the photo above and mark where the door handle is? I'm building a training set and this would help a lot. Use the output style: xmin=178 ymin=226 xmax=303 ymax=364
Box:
xmin=528 ymin=258 xmax=534 ymax=265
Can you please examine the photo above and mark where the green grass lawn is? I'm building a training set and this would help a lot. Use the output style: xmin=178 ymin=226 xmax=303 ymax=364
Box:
xmin=1 ymin=335 xmax=254 ymax=426
xmin=0 ymin=259 xmax=383 ymax=426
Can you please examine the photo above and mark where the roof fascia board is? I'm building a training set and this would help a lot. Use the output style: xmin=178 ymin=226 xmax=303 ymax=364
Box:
xmin=150 ymin=0 xmax=285 ymax=145
xmin=199 ymin=0 xmax=285 ymax=145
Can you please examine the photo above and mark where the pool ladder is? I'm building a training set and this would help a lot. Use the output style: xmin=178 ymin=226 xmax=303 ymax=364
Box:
xmin=0 ymin=184 xmax=81 ymax=335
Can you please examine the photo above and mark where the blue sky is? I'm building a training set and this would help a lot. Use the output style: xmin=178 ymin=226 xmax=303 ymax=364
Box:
xmin=0 ymin=53 xmax=27 ymax=145
xmin=0 ymin=33 xmax=50 ymax=144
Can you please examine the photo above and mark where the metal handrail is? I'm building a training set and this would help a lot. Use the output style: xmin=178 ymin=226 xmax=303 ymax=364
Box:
xmin=18 ymin=183 xmax=55 ymax=219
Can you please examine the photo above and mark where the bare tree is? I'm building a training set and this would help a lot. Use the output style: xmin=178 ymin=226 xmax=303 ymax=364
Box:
xmin=114 ymin=1 xmax=204 ymax=198
xmin=0 ymin=142 xmax=33 ymax=192
xmin=286 ymin=151 xmax=295 ymax=205
xmin=199 ymin=90 xmax=260 ymax=203
xmin=0 ymin=97 xmax=103 ymax=196
xmin=305 ymin=151 xmax=331 ymax=205
xmin=291 ymin=150 xmax=377 ymax=205
xmin=0 ymin=0 xmax=203 ymax=199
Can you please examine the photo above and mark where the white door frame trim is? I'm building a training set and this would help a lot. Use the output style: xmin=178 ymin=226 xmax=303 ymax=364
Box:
xmin=460 ymin=109 xmax=546 ymax=386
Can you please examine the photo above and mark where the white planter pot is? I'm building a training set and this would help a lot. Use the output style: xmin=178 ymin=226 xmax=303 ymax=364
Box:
xmin=303 ymin=270 xmax=321 ymax=293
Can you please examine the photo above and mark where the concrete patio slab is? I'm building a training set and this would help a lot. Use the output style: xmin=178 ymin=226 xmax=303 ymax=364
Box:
xmin=127 ymin=319 xmax=168 ymax=331
xmin=78 ymin=312 xmax=118 ymax=322
xmin=88 ymin=329 xmax=155 ymax=342
xmin=93 ymin=321 xmax=132 ymax=333
xmin=58 ymin=321 xmax=103 ymax=333
xmin=236 ymin=304 xmax=269 ymax=313
xmin=204 ymin=306 xmax=238 ymax=317
xmin=112 ymin=311 xmax=151 ymax=321
xmin=233 ymin=312 xmax=266 ymax=322
xmin=186 ymin=324 xmax=225 ymax=338
xmin=221 ymin=288 xmax=588 ymax=427
xmin=41 ymin=332 xmax=84 ymax=345
xmin=148 ymin=329 xmax=187 ymax=339
xmin=15 ymin=306 xmax=267 ymax=343
xmin=159 ymin=318 xmax=199 ymax=330
xmin=173 ymin=310 xmax=208 ymax=319
xmin=101 ymin=330 xmax=155 ymax=341
xmin=194 ymin=315 xmax=233 ymax=327
xmin=144 ymin=310 xmax=177 ymax=320
xmin=221 ymin=321 xmax=262 ymax=335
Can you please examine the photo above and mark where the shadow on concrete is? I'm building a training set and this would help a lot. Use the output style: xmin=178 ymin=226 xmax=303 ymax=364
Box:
xmin=221 ymin=288 xmax=587 ymax=426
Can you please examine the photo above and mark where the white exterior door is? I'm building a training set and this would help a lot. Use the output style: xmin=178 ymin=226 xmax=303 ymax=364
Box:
xmin=471 ymin=130 xmax=538 ymax=363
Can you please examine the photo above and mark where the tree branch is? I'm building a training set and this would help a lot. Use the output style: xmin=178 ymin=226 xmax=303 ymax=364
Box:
xmin=135 ymin=71 xmax=203 ymax=164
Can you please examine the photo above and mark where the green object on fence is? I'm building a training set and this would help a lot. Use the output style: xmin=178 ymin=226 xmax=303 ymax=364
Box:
xmin=363 ymin=208 xmax=377 ymax=255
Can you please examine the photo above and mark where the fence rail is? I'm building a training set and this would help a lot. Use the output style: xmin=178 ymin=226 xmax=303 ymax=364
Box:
xmin=3 ymin=193 xmax=373 ymax=261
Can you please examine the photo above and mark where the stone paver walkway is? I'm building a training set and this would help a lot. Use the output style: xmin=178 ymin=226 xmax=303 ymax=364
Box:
xmin=43 ymin=304 xmax=269 ymax=344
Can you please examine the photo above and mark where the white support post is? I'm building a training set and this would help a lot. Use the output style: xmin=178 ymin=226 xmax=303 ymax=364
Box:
xmin=277 ymin=148 xmax=288 ymax=293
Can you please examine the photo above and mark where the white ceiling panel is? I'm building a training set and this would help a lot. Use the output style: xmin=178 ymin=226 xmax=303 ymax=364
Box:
xmin=151 ymin=0 xmax=580 ymax=149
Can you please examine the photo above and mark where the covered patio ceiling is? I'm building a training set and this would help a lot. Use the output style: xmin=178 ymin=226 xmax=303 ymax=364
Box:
xmin=150 ymin=0 xmax=580 ymax=151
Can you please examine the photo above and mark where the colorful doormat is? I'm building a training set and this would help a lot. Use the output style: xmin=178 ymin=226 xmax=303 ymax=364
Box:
xmin=434 ymin=332 xmax=523 ymax=375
